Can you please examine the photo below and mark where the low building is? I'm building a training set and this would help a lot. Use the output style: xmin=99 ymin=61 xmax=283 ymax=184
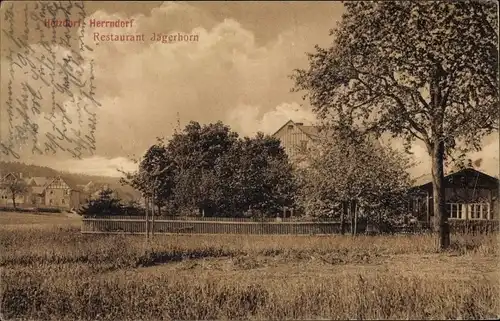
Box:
xmin=409 ymin=168 xmax=499 ymax=223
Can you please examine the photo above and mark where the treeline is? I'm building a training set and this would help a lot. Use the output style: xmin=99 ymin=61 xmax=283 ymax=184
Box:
xmin=120 ymin=121 xmax=295 ymax=217
xmin=114 ymin=120 xmax=416 ymax=224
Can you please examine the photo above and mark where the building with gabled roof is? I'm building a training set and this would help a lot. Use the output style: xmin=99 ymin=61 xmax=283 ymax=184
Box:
xmin=25 ymin=177 xmax=50 ymax=187
xmin=271 ymin=120 xmax=325 ymax=161
xmin=409 ymin=167 xmax=499 ymax=223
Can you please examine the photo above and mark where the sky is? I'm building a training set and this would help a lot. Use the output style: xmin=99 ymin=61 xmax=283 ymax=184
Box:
xmin=0 ymin=1 xmax=498 ymax=178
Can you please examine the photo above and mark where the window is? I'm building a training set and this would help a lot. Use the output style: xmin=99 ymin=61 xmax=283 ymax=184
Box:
xmin=448 ymin=203 xmax=490 ymax=220
xmin=448 ymin=203 xmax=463 ymax=219
xmin=50 ymin=190 xmax=54 ymax=195
xmin=287 ymin=125 xmax=293 ymax=129
xmin=469 ymin=204 xmax=489 ymax=220
xmin=470 ymin=204 xmax=480 ymax=219
xmin=62 ymin=199 xmax=65 ymax=204
xmin=49 ymin=199 xmax=53 ymax=205
xmin=300 ymin=140 xmax=308 ymax=151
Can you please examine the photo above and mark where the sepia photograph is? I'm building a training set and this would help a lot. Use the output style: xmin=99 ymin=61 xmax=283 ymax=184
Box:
xmin=0 ymin=1 xmax=499 ymax=320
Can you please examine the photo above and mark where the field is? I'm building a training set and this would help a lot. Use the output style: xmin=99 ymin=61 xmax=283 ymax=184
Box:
xmin=1 ymin=212 xmax=499 ymax=320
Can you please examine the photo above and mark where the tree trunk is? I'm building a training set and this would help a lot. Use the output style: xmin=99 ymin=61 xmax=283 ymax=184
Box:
xmin=340 ymin=201 xmax=347 ymax=235
xmin=378 ymin=210 xmax=382 ymax=234
xmin=353 ymin=201 xmax=357 ymax=236
xmin=431 ymin=140 xmax=450 ymax=250
xmin=151 ymin=198 xmax=155 ymax=237
xmin=145 ymin=196 xmax=149 ymax=240
xmin=350 ymin=200 xmax=357 ymax=236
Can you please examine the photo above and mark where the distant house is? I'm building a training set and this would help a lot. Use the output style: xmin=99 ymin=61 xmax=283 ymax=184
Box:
xmin=77 ymin=182 xmax=124 ymax=203
xmin=0 ymin=172 xmax=27 ymax=207
xmin=0 ymin=172 xmax=82 ymax=210
xmin=409 ymin=168 xmax=499 ymax=223
xmin=272 ymin=120 xmax=323 ymax=161
xmin=271 ymin=119 xmax=381 ymax=164
xmin=89 ymin=184 xmax=118 ymax=200
xmin=43 ymin=177 xmax=73 ymax=208
xmin=25 ymin=176 xmax=50 ymax=206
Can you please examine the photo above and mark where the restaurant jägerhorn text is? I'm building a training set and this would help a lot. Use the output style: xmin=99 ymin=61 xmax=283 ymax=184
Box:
xmin=89 ymin=19 xmax=200 ymax=44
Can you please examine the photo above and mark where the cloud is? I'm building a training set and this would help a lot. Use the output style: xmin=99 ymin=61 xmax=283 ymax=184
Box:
xmin=51 ymin=156 xmax=137 ymax=177
xmin=2 ymin=2 xmax=496 ymax=180
xmin=469 ymin=134 xmax=499 ymax=177
xmin=228 ymin=102 xmax=316 ymax=136
xmin=386 ymin=134 xmax=499 ymax=179
xmin=72 ymin=2 xmax=324 ymax=159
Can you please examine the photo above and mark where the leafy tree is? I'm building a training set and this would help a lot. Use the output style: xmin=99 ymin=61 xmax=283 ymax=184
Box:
xmin=120 ymin=139 xmax=176 ymax=215
xmin=292 ymin=1 xmax=498 ymax=249
xmin=235 ymin=133 xmax=296 ymax=216
xmin=168 ymin=121 xmax=239 ymax=216
xmin=296 ymin=127 xmax=413 ymax=234
xmin=122 ymin=199 xmax=145 ymax=216
xmin=79 ymin=188 xmax=123 ymax=216
xmin=121 ymin=122 xmax=295 ymax=217
xmin=1 ymin=176 xmax=28 ymax=210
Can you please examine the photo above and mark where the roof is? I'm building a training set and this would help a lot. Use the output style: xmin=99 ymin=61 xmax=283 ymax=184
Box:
xmin=31 ymin=186 xmax=46 ymax=195
xmin=272 ymin=120 xmax=382 ymax=141
xmin=413 ymin=173 xmax=432 ymax=187
xmin=299 ymin=125 xmax=321 ymax=139
xmin=413 ymin=168 xmax=499 ymax=189
xmin=26 ymin=177 xmax=50 ymax=187
xmin=1 ymin=172 xmax=20 ymax=181
xmin=75 ymin=184 xmax=87 ymax=192
xmin=271 ymin=120 xmax=322 ymax=140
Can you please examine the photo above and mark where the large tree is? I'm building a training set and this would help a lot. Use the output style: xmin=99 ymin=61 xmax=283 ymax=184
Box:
xmin=296 ymin=126 xmax=413 ymax=234
xmin=79 ymin=188 xmax=123 ymax=216
xmin=168 ymin=121 xmax=239 ymax=216
xmin=292 ymin=1 xmax=498 ymax=249
xmin=120 ymin=139 xmax=175 ymax=215
xmin=122 ymin=121 xmax=295 ymax=217
xmin=1 ymin=176 xmax=28 ymax=210
xmin=232 ymin=133 xmax=296 ymax=216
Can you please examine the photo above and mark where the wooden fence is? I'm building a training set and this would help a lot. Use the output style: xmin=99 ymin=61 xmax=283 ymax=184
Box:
xmin=80 ymin=216 xmax=499 ymax=236
xmin=81 ymin=217 xmax=364 ymax=235
xmin=82 ymin=215 xmax=340 ymax=222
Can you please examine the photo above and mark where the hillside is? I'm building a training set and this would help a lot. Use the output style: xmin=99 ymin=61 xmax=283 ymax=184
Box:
xmin=0 ymin=161 xmax=141 ymax=202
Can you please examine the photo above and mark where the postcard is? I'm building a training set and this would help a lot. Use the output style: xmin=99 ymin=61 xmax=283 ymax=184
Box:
xmin=0 ymin=1 xmax=498 ymax=320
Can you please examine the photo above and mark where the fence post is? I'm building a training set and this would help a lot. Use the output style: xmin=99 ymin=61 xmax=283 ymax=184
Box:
xmin=145 ymin=197 xmax=149 ymax=241
xmin=353 ymin=201 xmax=357 ymax=236
xmin=151 ymin=195 xmax=155 ymax=238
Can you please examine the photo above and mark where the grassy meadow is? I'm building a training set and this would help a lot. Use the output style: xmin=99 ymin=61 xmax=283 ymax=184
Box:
xmin=1 ymin=212 xmax=499 ymax=320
